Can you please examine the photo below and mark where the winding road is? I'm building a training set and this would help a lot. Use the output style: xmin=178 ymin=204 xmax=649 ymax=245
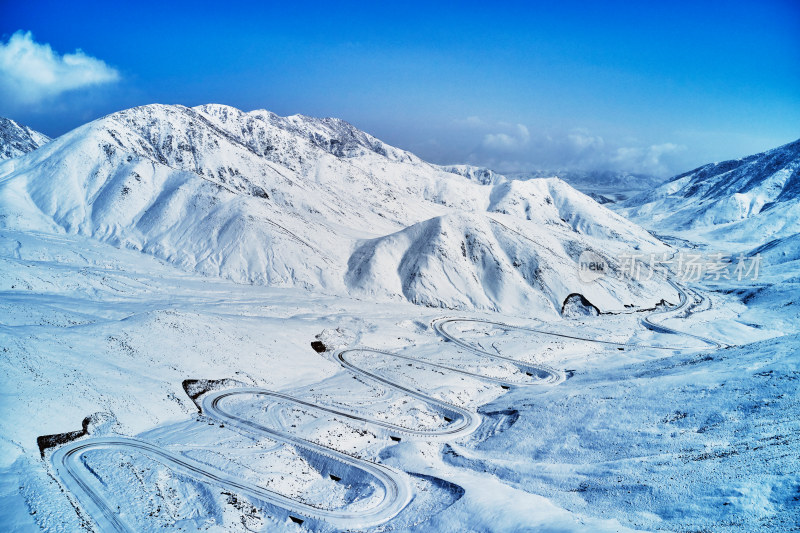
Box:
xmin=50 ymin=278 xmax=720 ymax=531
xmin=434 ymin=279 xmax=722 ymax=358
xmin=53 ymin=436 xmax=409 ymax=532
xmin=641 ymin=280 xmax=726 ymax=349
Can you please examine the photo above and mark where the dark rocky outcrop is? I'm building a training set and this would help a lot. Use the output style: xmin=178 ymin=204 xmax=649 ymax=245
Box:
xmin=561 ymin=293 xmax=600 ymax=317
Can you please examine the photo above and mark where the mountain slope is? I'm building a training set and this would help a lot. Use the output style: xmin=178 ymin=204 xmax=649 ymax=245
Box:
xmin=486 ymin=178 xmax=661 ymax=244
xmin=753 ymin=232 xmax=800 ymax=259
xmin=507 ymin=169 xmax=664 ymax=202
xmin=0 ymin=118 xmax=50 ymax=161
xmin=618 ymin=139 xmax=800 ymax=245
xmin=438 ymin=164 xmax=506 ymax=186
xmin=0 ymin=104 xmax=672 ymax=315
xmin=347 ymin=212 xmax=673 ymax=315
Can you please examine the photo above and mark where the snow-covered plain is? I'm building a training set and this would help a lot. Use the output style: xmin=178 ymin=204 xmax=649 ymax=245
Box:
xmin=1 ymin=110 xmax=798 ymax=532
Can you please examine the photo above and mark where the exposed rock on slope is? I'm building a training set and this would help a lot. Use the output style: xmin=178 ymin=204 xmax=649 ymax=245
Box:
xmin=619 ymin=139 xmax=800 ymax=245
xmin=0 ymin=117 xmax=50 ymax=161
xmin=561 ymin=294 xmax=600 ymax=317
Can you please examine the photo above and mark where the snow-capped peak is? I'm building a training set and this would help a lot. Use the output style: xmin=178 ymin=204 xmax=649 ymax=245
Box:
xmin=0 ymin=103 xmax=671 ymax=315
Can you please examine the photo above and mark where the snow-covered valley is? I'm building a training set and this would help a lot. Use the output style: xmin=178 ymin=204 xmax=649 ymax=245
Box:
xmin=1 ymin=108 xmax=798 ymax=532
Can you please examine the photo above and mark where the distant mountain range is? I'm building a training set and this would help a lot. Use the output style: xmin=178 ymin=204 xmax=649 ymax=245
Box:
xmin=0 ymin=105 xmax=672 ymax=315
xmin=618 ymin=138 xmax=800 ymax=248
xmin=506 ymin=169 xmax=665 ymax=202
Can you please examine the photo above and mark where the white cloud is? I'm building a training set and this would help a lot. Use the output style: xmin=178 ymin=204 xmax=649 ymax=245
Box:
xmin=566 ymin=130 xmax=605 ymax=152
xmin=610 ymin=143 xmax=685 ymax=175
xmin=454 ymin=116 xmax=486 ymax=128
xmin=0 ymin=31 xmax=120 ymax=105
xmin=464 ymin=120 xmax=686 ymax=176
xmin=481 ymin=123 xmax=530 ymax=151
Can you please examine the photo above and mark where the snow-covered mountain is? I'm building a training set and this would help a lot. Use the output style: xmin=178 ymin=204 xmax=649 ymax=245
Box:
xmin=618 ymin=138 xmax=800 ymax=246
xmin=0 ymin=104 xmax=673 ymax=315
xmin=438 ymin=164 xmax=506 ymax=185
xmin=9 ymin=107 xmax=796 ymax=532
xmin=346 ymin=211 xmax=665 ymax=313
xmin=0 ymin=117 xmax=50 ymax=161
xmin=507 ymin=169 xmax=664 ymax=202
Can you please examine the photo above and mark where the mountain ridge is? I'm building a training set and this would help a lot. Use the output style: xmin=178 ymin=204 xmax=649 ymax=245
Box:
xmin=506 ymin=169 xmax=665 ymax=201
xmin=0 ymin=103 xmax=674 ymax=315
xmin=618 ymin=137 xmax=800 ymax=246
xmin=0 ymin=117 xmax=50 ymax=161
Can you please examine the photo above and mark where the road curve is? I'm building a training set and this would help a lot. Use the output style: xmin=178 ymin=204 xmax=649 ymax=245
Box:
xmin=641 ymin=280 xmax=726 ymax=349
xmin=435 ymin=280 xmax=723 ymax=358
xmin=204 ymin=385 xmax=478 ymax=441
xmin=203 ymin=391 xmax=413 ymax=529
xmin=340 ymin=346 xmax=561 ymax=388
xmin=49 ymin=344 xmax=526 ymax=531
xmin=52 ymin=436 xmax=410 ymax=532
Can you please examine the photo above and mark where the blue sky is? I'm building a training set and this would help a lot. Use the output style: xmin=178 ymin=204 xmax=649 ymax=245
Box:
xmin=1 ymin=0 xmax=798 ymax=176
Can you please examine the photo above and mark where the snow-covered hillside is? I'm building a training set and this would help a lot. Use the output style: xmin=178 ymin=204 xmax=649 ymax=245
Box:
xmin=0 ymin=104 xmax=672 ymax=315
xmin=754 ymin=232 xmax=800 ymax=260
xmin=0 ymin=117 xmax=50 ymax=161
xmin=347 ymin=211 xmax=668 ymax=316
xmin=437 ymin=164 xmax=506 ymax=185
xmin=507 ymin=169 xmax=664 ymax=202
xmin=3 ymin=226 xmax=796 ymax=533
xmin=618 ymin=138 xmax=800 ymax=246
